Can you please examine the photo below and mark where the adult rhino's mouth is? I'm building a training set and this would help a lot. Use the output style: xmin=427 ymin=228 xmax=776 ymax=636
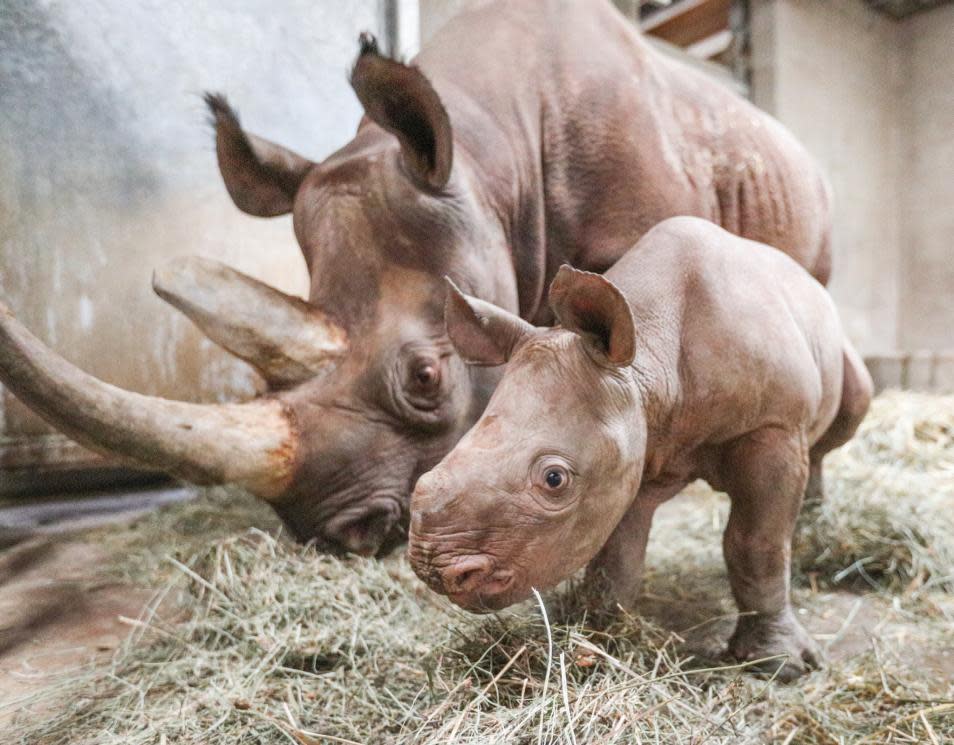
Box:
xmin=277 ymin=492 xmax=407 ymax=557
xmin=324 ymin=498 xmax=401 ymax=556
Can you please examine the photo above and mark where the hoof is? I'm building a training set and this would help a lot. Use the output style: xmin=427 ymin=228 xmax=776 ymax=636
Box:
xmin=728 ymin=609 xmax=821 ymax=682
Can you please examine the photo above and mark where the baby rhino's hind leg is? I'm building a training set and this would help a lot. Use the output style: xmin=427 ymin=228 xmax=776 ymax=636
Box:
xmin=720 ymin=427 xmax=820 ymax=682
xmin=805 ymin=345 xmax=874 ymax=504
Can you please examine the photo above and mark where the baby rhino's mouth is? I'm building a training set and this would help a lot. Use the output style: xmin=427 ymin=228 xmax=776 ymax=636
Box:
xmin=408 ymin=544 xmax=516 ymax=611
xmin=447 ymin=566 xmax=516 ymax=612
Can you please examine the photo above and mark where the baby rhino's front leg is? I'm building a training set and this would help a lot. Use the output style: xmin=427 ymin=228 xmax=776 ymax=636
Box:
xmin=585 ymin=485 xmax=682 ymax=611
xmin=585 ymin=498 xmax=658 ymax=611
xmin=720 ymin=428 xmax=820 ymax=682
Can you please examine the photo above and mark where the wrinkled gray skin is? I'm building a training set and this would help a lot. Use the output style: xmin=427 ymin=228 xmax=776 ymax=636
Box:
xmin=409 ymin=217 xmax=873 ymax=681
xmin=0 ymin=0 xmax=832 ymax=557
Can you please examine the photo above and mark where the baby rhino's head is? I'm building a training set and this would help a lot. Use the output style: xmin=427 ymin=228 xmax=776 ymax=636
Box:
xmin=408 ymin=266 xmax=646 ymax=612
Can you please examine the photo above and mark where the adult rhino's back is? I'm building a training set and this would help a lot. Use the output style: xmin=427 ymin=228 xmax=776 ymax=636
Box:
xmin=415 ymin=0 xmax=832 ymax=287
xmin=653 ymin=52 xmax=833 ymax=282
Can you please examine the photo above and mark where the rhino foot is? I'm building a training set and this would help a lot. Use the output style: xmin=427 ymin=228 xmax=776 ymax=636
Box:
xmin=728 ymin=608 xmax=821 ymax=683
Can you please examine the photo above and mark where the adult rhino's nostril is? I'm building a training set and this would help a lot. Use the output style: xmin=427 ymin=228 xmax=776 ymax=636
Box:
xmin=440 ymin=555 xmax=493 ymax=594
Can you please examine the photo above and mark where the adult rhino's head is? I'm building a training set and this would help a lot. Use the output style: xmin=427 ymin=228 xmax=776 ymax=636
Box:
xmin=0 ymin=35 xmax=519 ymax=556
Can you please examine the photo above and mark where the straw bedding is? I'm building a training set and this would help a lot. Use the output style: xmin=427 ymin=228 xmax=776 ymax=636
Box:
xmin=4 ymin=391 xmax=953 ymax=744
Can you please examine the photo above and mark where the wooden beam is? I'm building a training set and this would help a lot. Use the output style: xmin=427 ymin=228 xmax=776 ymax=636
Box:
xmin=641 ymin=0 xmax=732 ymax=48
xmin=686 ymin=28 xmax=733 ymax=59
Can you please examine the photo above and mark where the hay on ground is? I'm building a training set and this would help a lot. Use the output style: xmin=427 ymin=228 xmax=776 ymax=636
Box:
xmin=3 ymin=391 xmax=953 ymax=744
xmin=794 ymin=390 xmax=954 ymax=593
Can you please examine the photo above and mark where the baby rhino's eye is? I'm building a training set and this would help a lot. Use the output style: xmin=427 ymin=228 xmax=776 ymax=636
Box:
xmin=532 ymin=457 xmax=572 ymax=497
xmin=545 ymin=468 xmax=566 ymax=490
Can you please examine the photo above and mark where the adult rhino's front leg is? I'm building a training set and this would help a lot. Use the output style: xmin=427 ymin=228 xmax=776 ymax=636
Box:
xmin=719 ymin=428 xmax=820 ymax=682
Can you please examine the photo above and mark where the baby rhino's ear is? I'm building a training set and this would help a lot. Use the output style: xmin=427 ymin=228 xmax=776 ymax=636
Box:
xmin=444 ymin=279 xmax=535 ymax=366
xmin=549 ymin=266 xmax=636 ymax=367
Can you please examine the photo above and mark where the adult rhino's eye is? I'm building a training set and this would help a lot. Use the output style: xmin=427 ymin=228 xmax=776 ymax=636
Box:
xmin=414 ymin=363 xmax=439 ymax=388
xmin=408 ymin=359 xmax=442 ymax=396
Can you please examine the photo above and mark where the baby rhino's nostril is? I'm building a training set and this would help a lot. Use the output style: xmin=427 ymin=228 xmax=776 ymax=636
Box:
xmin=440 ymin=555 xmax=493 ymax=594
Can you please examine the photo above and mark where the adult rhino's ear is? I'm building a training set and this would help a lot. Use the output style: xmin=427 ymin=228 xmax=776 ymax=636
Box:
xmin=205 ymin=93 xmax=314 ymax=217
xmin=444 ymin=279 xmax=535 ymax=366
xmin=549 ymin=266 xmax=636 ymax=367
xmin=350 ymin=33 xmax=452 ymax=191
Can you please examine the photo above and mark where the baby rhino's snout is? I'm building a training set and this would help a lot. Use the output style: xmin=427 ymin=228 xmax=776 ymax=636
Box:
xmin=409 ymin=470 xmax=514 ymax=610
xmin=410 ymin=470 xmax=444 ymax=522
xmin=407 ymin=470 xmax=455 ymax=583
xmin=409 ymin=468 xmax=464 ymax=539
xmin=439 ymin=555 xmax=494 ymax=594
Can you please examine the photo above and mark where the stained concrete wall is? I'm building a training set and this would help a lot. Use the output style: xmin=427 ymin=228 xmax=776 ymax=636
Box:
xmin=750 ymin=0 xmax=954 ymax=389
xmin=0 ymin=0 xmax=387 ymax=477
xmin=750 ymin=0 xmax=904 ymax=356
xmin=899 ymin=3 xmax=954 ymax=353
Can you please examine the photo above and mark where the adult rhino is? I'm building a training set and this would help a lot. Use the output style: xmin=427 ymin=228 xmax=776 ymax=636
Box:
xmin=0 ymin=0 xmax=832 ymax=556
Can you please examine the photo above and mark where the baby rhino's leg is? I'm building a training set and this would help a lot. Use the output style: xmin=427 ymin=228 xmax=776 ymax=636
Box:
xmin=585 ymin=497 xmax=659 ymax=611
xmin=720 ymin=428 xmax=820 ymax=681
xmin=585 ymin=484 xmax=682 ymax=611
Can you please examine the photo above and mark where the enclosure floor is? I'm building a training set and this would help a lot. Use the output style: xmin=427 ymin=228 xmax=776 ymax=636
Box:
xmin=2 ymin=489 xmax=951 ymax=727
xmin=644 ymin=491 xmax=954 ymax=685
xmin=0 ymin=521 xmax=184 ymax=721
xmin=0 ymin=485 xmax=198 ymax=720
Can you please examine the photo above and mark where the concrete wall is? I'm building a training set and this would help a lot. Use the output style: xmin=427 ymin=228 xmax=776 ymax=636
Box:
xmin=750 ymin=0 xmax=904 ymax=355
xmin=899 ymin=3 xmax=954 ymax=353
xmin=750 ymin=0 xmax=954 ymax=389
xmin=0 ymin=0 xmax=387 ymax=479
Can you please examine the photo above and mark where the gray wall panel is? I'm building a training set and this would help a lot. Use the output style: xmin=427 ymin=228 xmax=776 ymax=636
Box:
xmin=0 ymin=0 xmax=386 ymax=479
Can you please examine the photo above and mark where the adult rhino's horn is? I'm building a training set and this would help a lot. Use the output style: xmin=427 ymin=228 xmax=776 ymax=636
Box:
xmin=153 ymin=256 xmax=347 ymax=388
xmin=0 ymin=301 xmax=298 ymax=500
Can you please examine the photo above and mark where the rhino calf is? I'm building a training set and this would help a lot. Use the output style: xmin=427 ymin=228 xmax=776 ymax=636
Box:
xmin=408 ymin=216 xmax=872 ymax=680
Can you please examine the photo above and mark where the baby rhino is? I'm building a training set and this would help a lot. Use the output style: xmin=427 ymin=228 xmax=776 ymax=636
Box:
xmin=408 ymin=216 xmax=873 ymax=680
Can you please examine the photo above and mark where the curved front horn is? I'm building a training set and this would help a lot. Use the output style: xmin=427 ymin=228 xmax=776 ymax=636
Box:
xmin=153 ymin=256 xmax=347 ymax=388
xmin=0 ymin=302 xmax=297 ymax=499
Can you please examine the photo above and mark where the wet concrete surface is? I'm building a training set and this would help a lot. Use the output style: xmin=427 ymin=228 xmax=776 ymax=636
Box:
xmin=0 ymin=486 xmax=195 ymax=547
xmin=0 ymin=486 xmax=195 ymax=719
